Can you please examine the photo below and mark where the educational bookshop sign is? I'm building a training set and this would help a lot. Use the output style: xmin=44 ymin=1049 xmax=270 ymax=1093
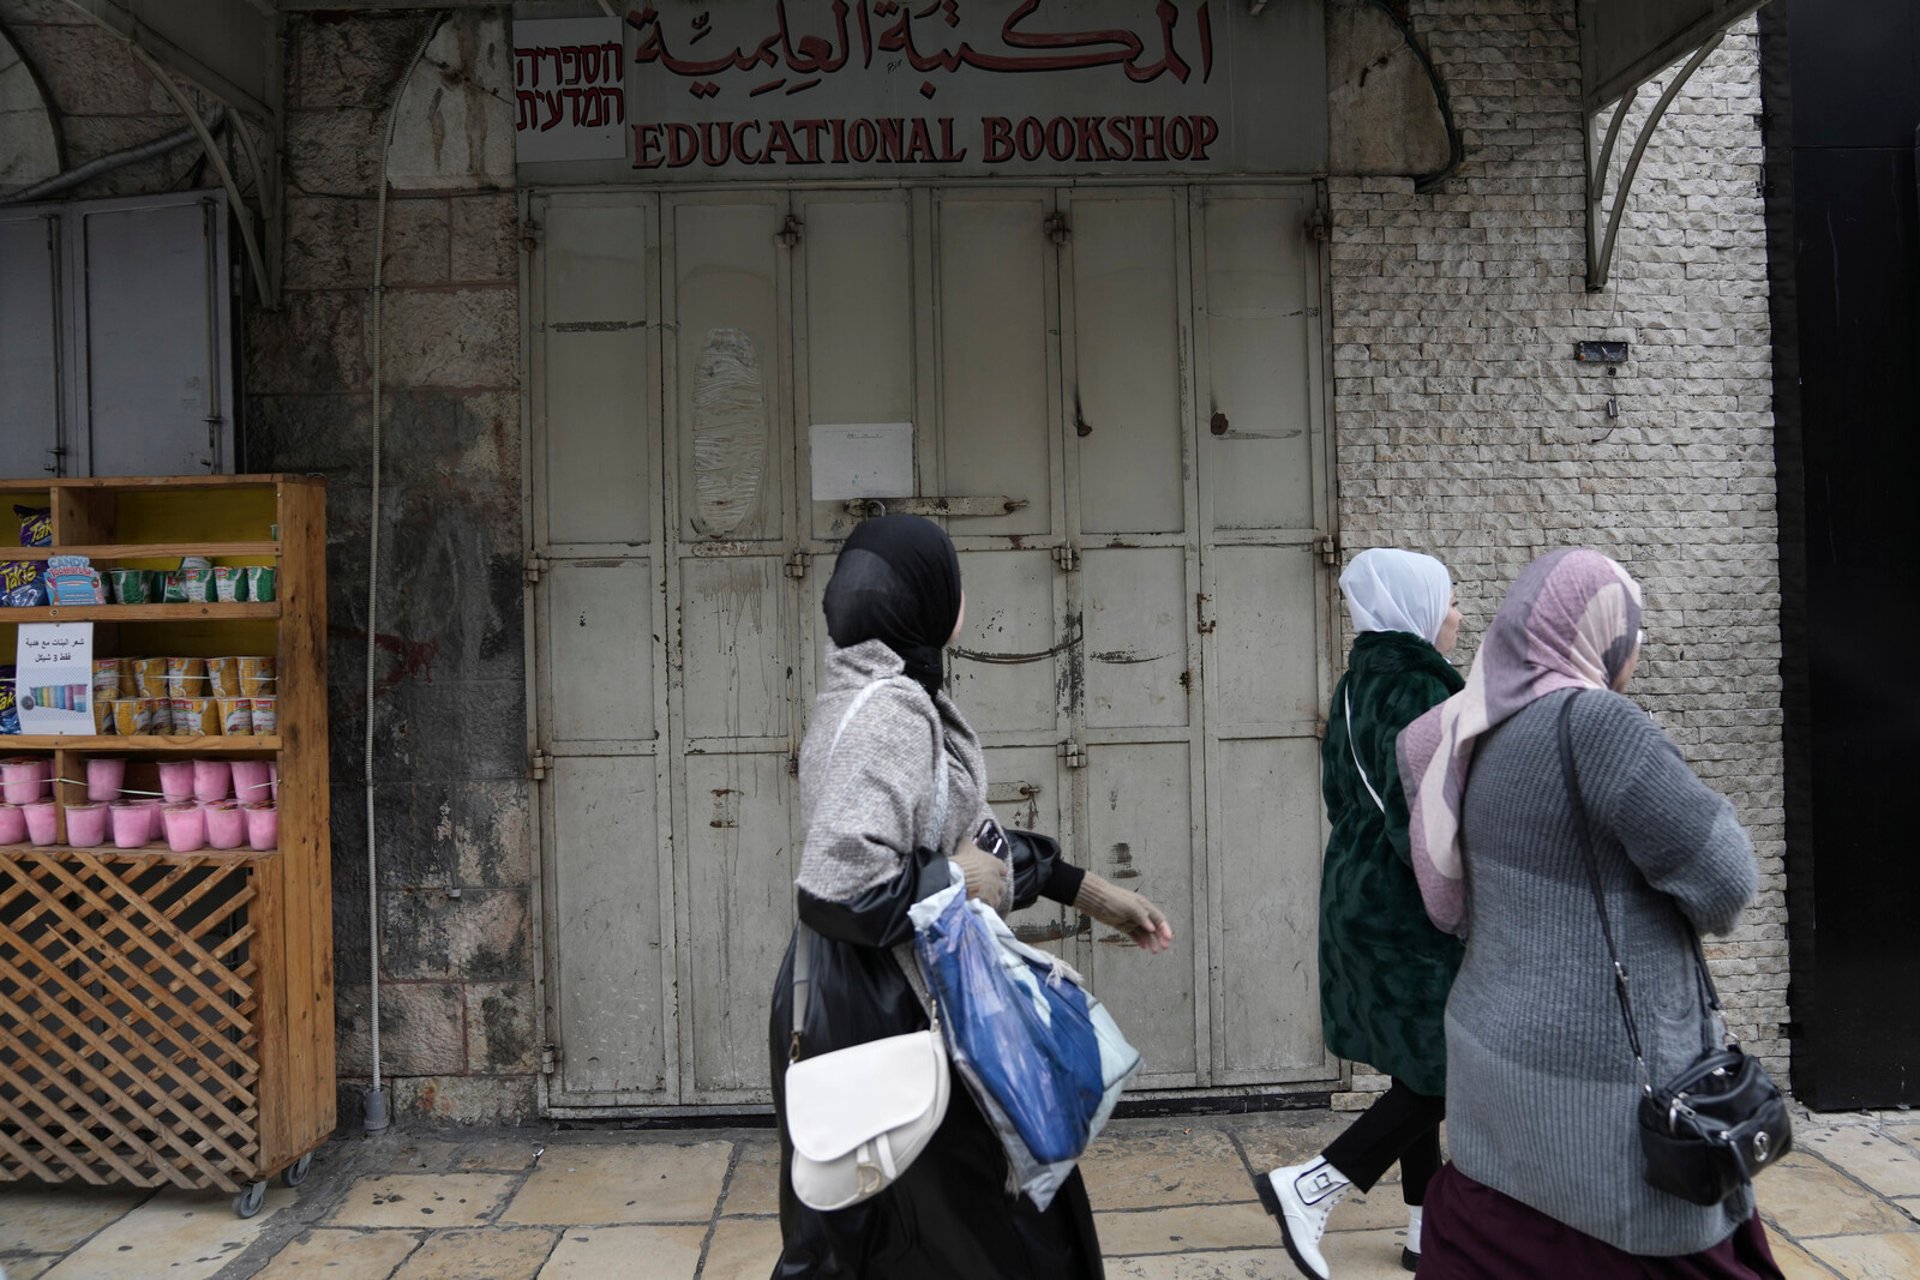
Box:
xmin=513 ymin=1 xmax=1325 ymax=179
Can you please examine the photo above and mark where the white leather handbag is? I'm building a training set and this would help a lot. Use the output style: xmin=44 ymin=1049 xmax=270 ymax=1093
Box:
xmin=785 ymin=680 xmax=953 ymax=1212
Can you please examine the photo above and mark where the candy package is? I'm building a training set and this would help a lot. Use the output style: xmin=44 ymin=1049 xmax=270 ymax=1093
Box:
xmin=1 ymin=505 xmax=50 ymax=607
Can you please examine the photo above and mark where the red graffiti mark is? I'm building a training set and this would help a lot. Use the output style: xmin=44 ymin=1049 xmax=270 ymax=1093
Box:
xmin=330 ymin=625 xmax=443 ymax=693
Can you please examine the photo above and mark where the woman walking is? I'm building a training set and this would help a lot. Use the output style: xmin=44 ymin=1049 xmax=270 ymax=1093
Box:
xmin=1397 ymin=547 xmax=1783 ymax=1277
xmin=768 ymin=514 xmax=1173 ymax=1279
xmin=1256 ymin=548 xmax=1466 ymax=1279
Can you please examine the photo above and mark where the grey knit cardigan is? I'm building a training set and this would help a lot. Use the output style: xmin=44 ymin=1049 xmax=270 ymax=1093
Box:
xmin=1444 ymin=688 xmax=1760 ymax=1256
xmin=794 ymin=641 xmax=995 ymax=989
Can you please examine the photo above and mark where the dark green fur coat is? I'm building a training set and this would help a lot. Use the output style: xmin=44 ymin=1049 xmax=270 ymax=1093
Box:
xmin=1318 ymin=629 xmax=1465 ymax=1097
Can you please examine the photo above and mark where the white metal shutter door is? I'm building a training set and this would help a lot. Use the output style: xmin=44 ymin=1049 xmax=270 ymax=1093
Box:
xmin=70 ymin=192 xmax=232 ymax=475
xmin=529 ymin=192 xmax=677 ymax=1106
xmin=1058 ymin=187 xmax=1212 ymax=1087
xmin=0 ymin=209 xmax=60 ymax=478
xmin=662 ymin=192 xmax=802 ymax=1104
xmin=931 ymin=189 xmax=1081 ymax=956
xmin=1192 ymin=186 xmax=1336 ymax=1084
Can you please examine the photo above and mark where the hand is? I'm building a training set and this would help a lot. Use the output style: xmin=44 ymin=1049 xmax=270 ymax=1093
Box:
xmin=1075 ymin=875 xmax=1175 ymax=955
xmin=950 ymin=839 xmax=1012 ymax=914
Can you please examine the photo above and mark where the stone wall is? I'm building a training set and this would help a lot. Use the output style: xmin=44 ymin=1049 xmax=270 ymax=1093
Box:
xmin=1327 ymin=0 xmax=1787 ymax=1093
xmin=250 ymin=8 xmax=533 ymax=1125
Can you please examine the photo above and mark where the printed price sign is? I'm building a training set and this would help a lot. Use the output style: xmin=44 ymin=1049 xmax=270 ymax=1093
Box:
xmin=15 ymin=623 xmax=94 ymax=735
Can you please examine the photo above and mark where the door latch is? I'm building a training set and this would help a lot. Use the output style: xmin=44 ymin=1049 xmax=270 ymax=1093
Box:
xmin=1315 ymin=535 xmax=1340 ymax=566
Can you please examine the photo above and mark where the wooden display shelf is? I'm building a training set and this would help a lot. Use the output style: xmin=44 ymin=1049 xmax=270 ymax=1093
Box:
xmin=0 ymin=474 xmax=329 ymax=1209
xmin=3 ymin=735 xmax=282 ymax=751
xmin=0 ymin=602 xmax=280 ymax=622
xmin=3 ymin=541 xmax=279 ymax=561
xmin=0 ymin=842 xmax=278 ymax=862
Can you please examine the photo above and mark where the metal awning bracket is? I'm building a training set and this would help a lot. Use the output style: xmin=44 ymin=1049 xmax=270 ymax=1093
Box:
xmin=1582 ymin=2 xmax=1766 ymax=290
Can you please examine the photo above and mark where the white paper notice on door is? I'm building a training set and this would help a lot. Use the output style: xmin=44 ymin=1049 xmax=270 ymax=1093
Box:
xmin=810 ymin=423 xmax=915 ymax=500
xmin=15 ymin=622 xmax=94 ymax=734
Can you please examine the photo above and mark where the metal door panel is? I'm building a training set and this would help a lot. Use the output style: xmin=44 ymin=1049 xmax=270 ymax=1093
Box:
xmin=1206 ymin=543 xmax=1323 ymax=734
xmin=541 ymin=333 xmax=652 ymax=546
xmin=670 ymin=199 xmax=785 ymax=544
xmin=794 ymin=193 xmax=915 ymax=544
xmin=1079 ymin=742 xmax=1202 ymax=1085
xmin=545 ymin=559 xmax=657 ymax=748
xmin=682 ymin=751 xmax=796 ymax=1097
xmin=1212 ymin=736 xmax=1330 ymax=1082
xmin=934 ymin=193 xmax=1055 ymax=538
xmin=75 ymin=196 xmax=230 ymax=475
xmin=980 ymin=747 xmax=1076 ymax=955
xmin=1080 ymin=546 xmax=1192 ymax=731
xmin=539 ymin=198 xmax=651 ymax=325
xmin=0 ymin=212 xmax=59 ymax=478
xmin=677 ymin=555 xmax=791 ymax=743
xmin=547 ymin=756 xmax=671 ymax=1100
xmin=948 ymin=549 xmax=1061 ymax=738
xmin=1197 ymin=191 xmax=1317 ymax=532
xmin=1066 ymin=193 xmax=1186 ymax=536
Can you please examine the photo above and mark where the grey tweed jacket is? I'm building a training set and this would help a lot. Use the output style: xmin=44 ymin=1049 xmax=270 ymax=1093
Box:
xmin=1445 ymin=688 xmax=1759 ymax=1256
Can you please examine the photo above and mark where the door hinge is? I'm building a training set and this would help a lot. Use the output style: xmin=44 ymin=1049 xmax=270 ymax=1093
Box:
xmin=1315 ymin=534 xmax=1340 ymax=566
xmin=520 ymin=217 xmax=542 ymax=253
xmin=784 ymin=550 xmax=810 ymax=579
xmin=530 ymin=751 xmax=555 ymax=782
xmin=524 ymin=553 xmax=549 ymax=585
xmin=1044 ymin=211 xmax=1071 ymax=245
xmin=1057 ymin=740 xmax=1087 ymax=769
xmin=540 ymin=1043 xmax=561 ymax=1075
xmin=777 ymin=214 xmax=803 ymax=247
xmin=1306 ymin=207 xmax=1331 ymax=242
xmin=1052 ymin=544 xmax=1079 ymax=572
xmin=1195 ymin=592 xmax=1216 ymax=636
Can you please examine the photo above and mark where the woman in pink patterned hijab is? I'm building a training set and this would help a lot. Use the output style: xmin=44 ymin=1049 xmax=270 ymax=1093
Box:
xmin=1396 ymin=548 xmax=1643 ymax=934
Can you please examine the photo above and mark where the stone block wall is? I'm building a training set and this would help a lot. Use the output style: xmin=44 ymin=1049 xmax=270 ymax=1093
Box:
xmin=249 ymin=8 xmax=534 ymax=1126
xmin=1327 ymin=0 xmax=1787 ymax=1092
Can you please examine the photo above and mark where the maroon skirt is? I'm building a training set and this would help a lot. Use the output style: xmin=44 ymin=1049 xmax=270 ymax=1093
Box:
xmin=1418 ymin=1163 xmax=1784 ymax=1279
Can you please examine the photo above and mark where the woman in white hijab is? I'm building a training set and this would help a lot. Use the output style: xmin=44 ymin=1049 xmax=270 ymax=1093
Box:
xmin=1254 ymin=549 xmax=1466 ymax=1280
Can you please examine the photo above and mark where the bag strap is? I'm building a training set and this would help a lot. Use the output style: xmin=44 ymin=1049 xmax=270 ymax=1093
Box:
xmin=1344 ymin=685 xmax=1388 ymax=815
xmin=792 ymin=679 xmax=950 ymax=1052
xmin=1557 ymin=691 xmax=1732 ymax=1078
xmin=1557 ymin=692 xmax=1653 ymax=1092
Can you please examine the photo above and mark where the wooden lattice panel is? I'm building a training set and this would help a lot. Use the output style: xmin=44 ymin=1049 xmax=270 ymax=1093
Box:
xmin=0 ymin=850 xmax=261 ymax=1192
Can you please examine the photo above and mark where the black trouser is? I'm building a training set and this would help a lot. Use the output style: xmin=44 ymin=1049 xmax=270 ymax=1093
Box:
xmin=1321 ymin=1077 xmax=1445 ymax=1204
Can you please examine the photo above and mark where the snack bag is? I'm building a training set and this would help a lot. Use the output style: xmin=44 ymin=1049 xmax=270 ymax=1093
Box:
xmin=1 ymin=505 xmax=51 ymax=606
xmin=0 ymin=666 xmax=17 ymax=734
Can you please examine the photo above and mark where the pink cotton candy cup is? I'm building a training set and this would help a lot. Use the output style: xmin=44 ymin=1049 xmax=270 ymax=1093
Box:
xmin=244 ymin=802 xmax=278 ymax=851
xmin=230 ymin=759 xmax=272 ymax=802
xmin=87 ymin=757 xmax=127 ymax=803
xmin=65 ymin=803 xmax=108 ymax=848
xmin=22 ymin=800 xmax=57 ymax=846
xmin=2 ymin=758 xmax=47 ymax=805
xmin=111 ymin=802 xmax=152 ymax=849
xmin=162 ymin=803 xmax=205 ymax=852
xmin=0 ymin=803 xmax=25 ymax=844
xmin=193 ymin=759 xmax=232 ymax=803
xmin=203 ymin=801 xmax=245 ymax=850
xmin=158 ymin=759 xmax=196 ymax=804
xmin=136 ymin=798 xmax=166 ymax=841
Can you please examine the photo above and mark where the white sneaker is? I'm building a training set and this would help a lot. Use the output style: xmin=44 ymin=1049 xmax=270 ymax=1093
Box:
xmin=1402 ymin=1203 xmax=1422 ymax=1271
xmin=1253 ymin=1156 xmax=1350 ymax=1280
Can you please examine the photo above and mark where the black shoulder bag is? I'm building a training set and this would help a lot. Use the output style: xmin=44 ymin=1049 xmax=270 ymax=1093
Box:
xmin=1557 ymin=692 xmax=1790 ymax=1208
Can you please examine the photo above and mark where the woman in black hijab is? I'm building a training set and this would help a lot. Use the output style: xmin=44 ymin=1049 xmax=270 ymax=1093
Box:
xmin=769 ymin=516 xmax=1172 ymax=1280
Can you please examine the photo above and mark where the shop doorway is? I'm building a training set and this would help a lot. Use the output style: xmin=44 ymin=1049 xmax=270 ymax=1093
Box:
xmin=526 ymin=181 xmax=1333 ymax=1110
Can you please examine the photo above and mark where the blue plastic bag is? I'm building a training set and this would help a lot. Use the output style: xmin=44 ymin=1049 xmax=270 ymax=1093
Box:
xmin=911 ymin=878 xmax=1132 ymax=1166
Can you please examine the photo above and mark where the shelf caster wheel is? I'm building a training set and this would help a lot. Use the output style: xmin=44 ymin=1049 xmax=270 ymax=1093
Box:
xmin=233 ymin=1179 xmax=267 ymax=1218
xmin=282 ymin=1153 xmax=313 ymax=1188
